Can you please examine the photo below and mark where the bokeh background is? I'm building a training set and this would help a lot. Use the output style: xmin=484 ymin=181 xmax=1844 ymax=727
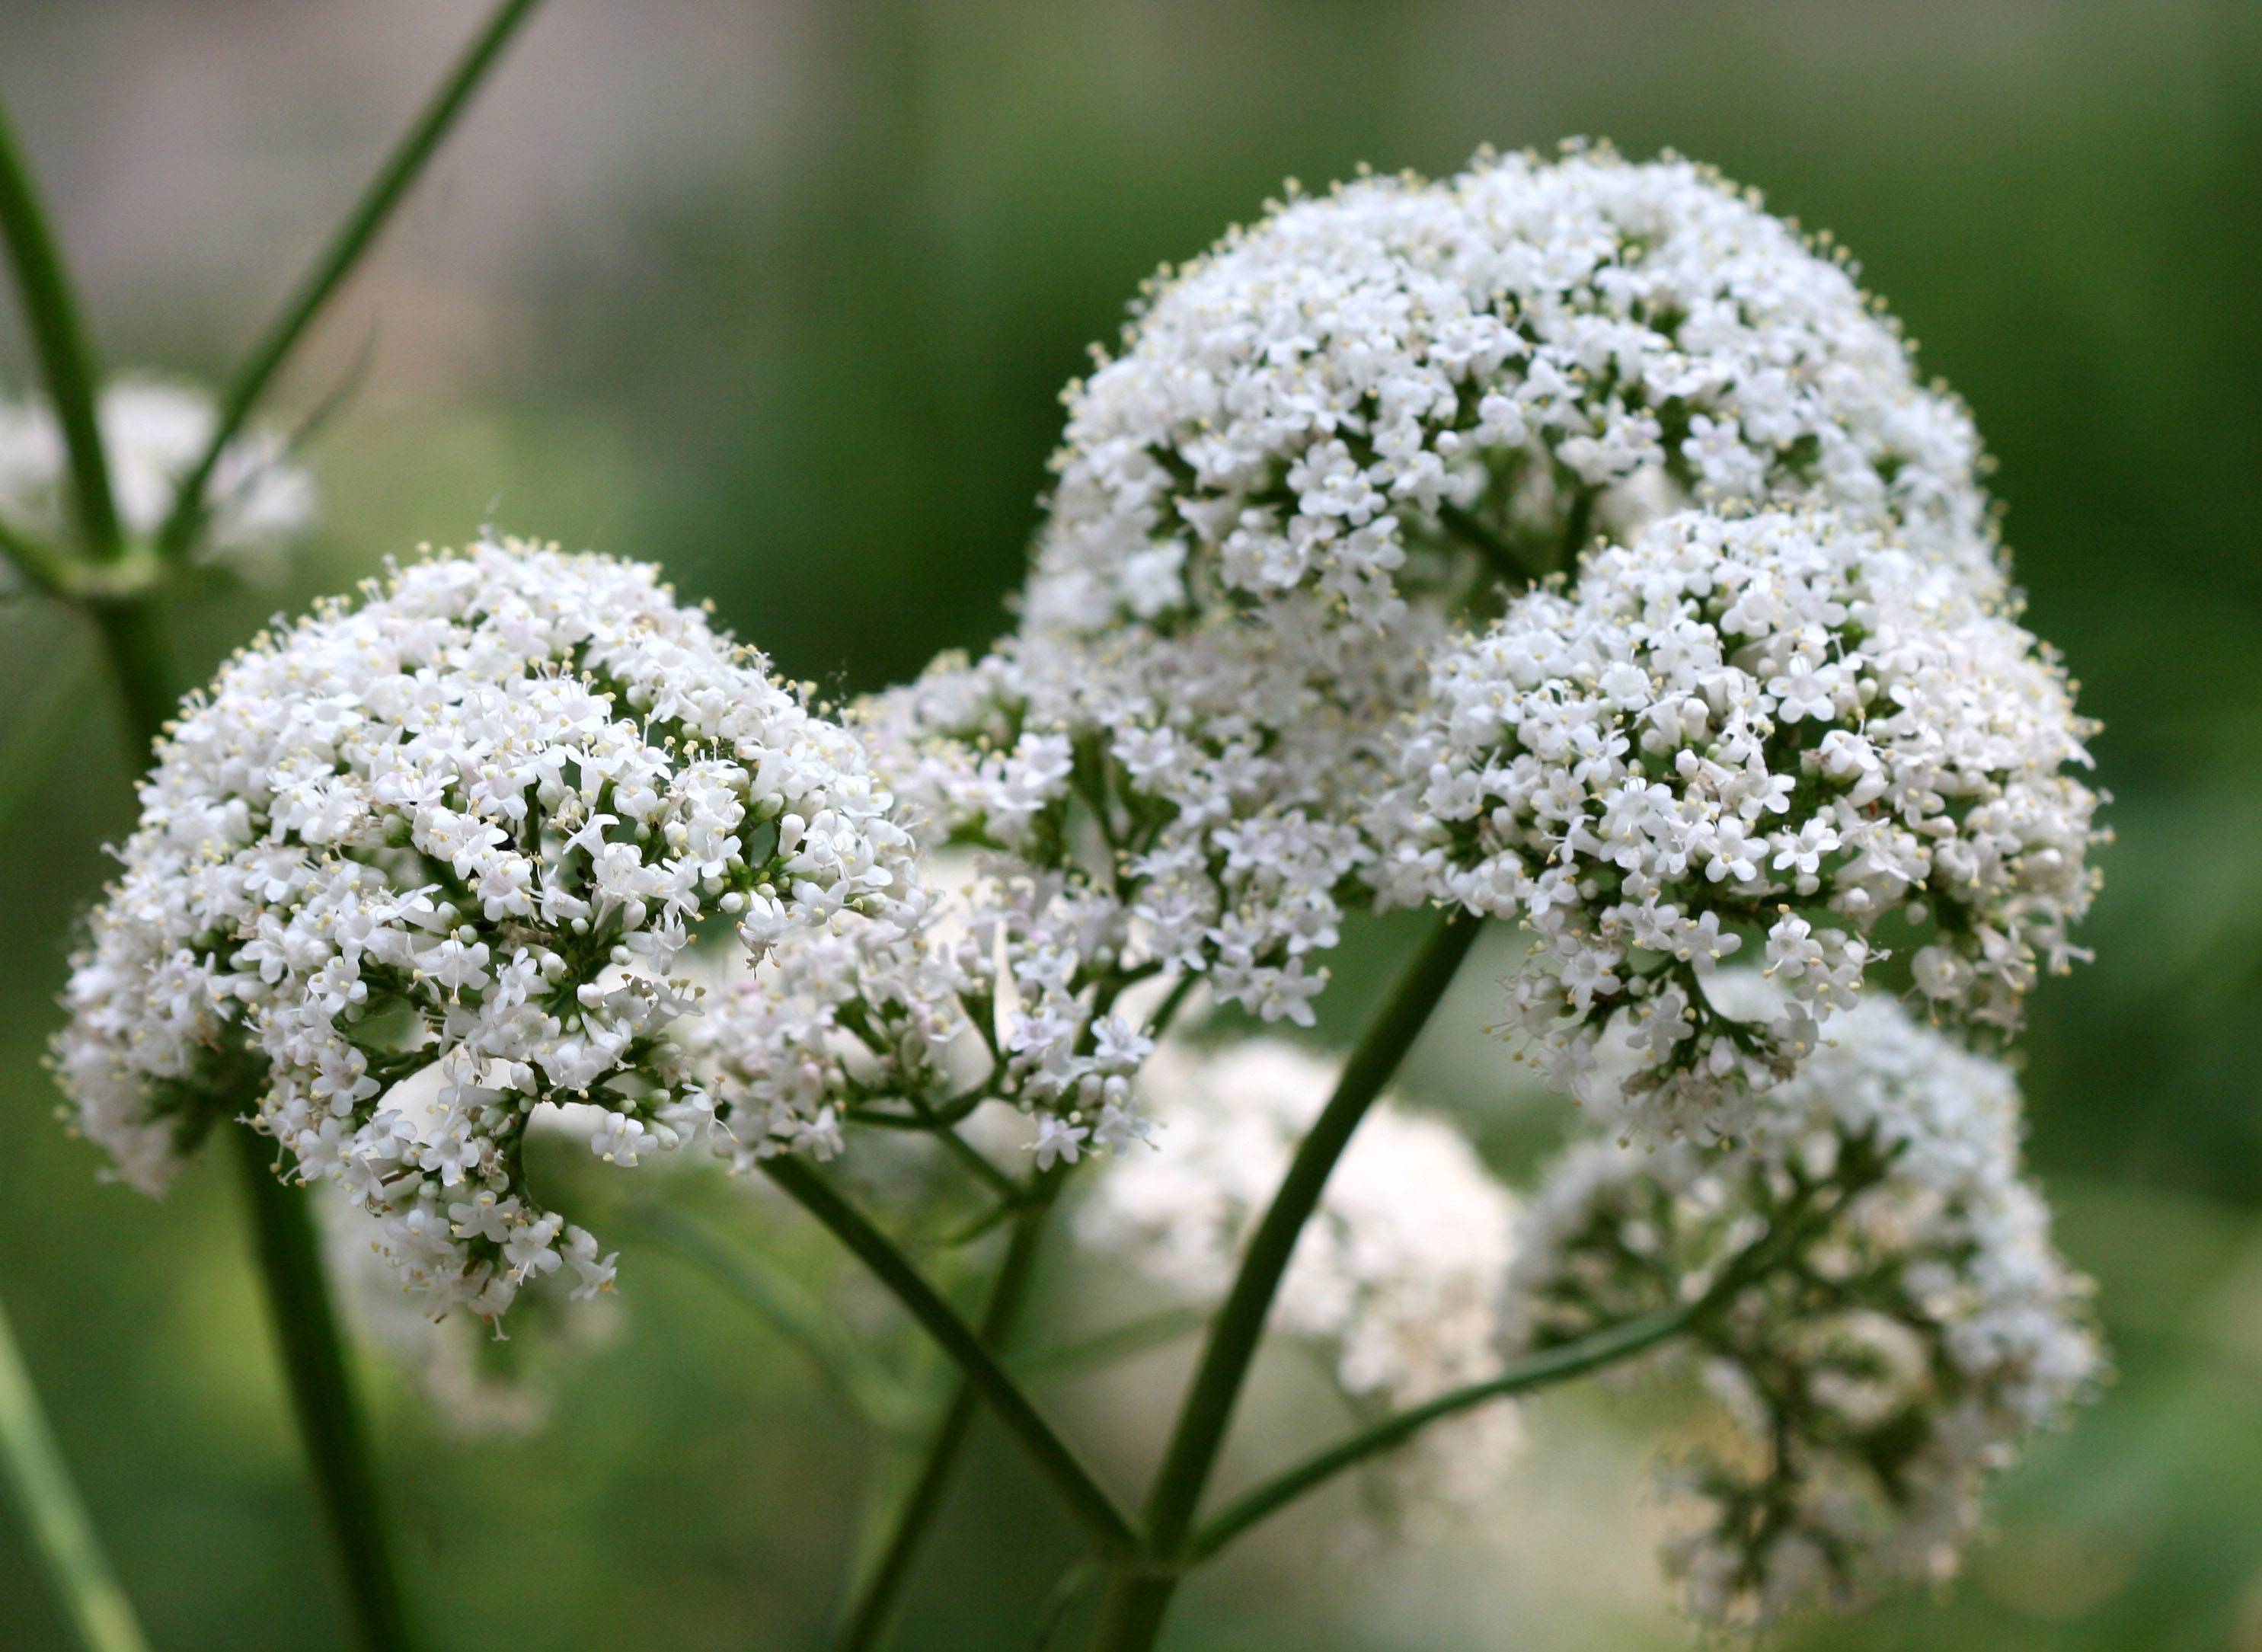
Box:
xmin=2 ymin=1 xmax=2257 ymax=1647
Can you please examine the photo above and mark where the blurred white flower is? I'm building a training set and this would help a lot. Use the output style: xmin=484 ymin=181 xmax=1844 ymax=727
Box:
xmin=1504 ymin=992 xmax=2102 ymax=1628
xmin=1078 ymin=1037 xmax=1523 ymax=1513
xmin=0 ymin=376 xmax=315 ymax=578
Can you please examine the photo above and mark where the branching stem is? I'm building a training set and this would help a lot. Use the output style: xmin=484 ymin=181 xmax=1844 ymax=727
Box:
xmin=760 ymin=1157 xmax=1136 ymax=1558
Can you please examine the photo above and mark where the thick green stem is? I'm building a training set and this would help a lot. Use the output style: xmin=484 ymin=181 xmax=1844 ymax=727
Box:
xmin=0 ymin=98 xmax=120 ymax=557
xmin=0 ymin=1292 xmax=152 ymax=1652
xmin=155 ymin=0 xmax=546 ymax=561
xmin=1084 ymin=1573 xmax=1180 ymax=1652
xmin=86 ymin=602 xmax=179 ymax=770
xmin=760 ymin=1157 xmax=1137 ymax=1558
xmin=1138 ymin=912 xmax=1478 ymax=1559
xmin=834 ymin=1199 xmax=1053 ymax=1652
xmin=231 ymin=1134 xmax=417 ymax=1652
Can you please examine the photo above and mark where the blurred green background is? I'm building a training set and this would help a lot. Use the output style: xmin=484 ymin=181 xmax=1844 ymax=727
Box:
xmin=2 ymin=1 xmax=2257 ymax=1647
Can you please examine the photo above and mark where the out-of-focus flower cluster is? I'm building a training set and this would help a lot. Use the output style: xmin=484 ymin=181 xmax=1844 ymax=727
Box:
xmin=0 ymin=376 xmax=315 ymax=579
xmin=1079 ymin=1038 xmax=1523 ymax=1510
xmin=53 ymin=537 xmax=919 ymax=1317
xmin=1379 ymin=508 xmax=2099 ymax=1139
xmin=1504 ymin=992 xmax=2101 ymax=1628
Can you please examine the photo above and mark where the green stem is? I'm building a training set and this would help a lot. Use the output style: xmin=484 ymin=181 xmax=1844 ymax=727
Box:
xmin=155 ymin=0 xmax=546 ymax=561
xmin=0 ymin=98 xmax=120 ymax=557
xmin=86 ymin=602 xmax=179 ymax=770
xmin=1139 ymin=912 xmax=1478 ymax=1559
xmin=0 ymin=1292 xmax=152 ymax=1652
xmin=231 ymin=1134 xmax=417 ymax=1652
xmin=1185 ymin=1155 xmax=1861 ymax=1565
xmin=834 ymin=1199 xmax=1054 ymax=1652
xmin=760 ymin=1157 xmax=1136 ymax=1558
xmin=1086 ymin=912 xmax=1479 ymax=1652
xmin=1188 ymin=1305 xmax=1691 ymax=1562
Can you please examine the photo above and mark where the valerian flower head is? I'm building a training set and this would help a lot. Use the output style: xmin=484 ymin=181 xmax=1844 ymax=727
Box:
xmin=1503 ymin=994 xmax=2101 ymax=1628
xmin=0 ymin=376 xmax=316 ymax=579
xmin=1078 ymin=1038 xmax=1523 ymax=1510
xmin=1376 ymin=507 xmax=2099 ymax=1139
xmin=994 ymin=145 xmax=2018 ymax=1042
xmin=1027 ymin=142 xmax=2000 ymax=647
xmin=52 ymin=536 xmax=919 ymax=1318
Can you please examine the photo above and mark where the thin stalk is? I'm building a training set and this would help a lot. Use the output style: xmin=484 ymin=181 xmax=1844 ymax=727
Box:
xmin=1187 ymin=1162 xmax=1860 ymax=1563
xmin=760 ymin=1157 xmax=1136 ymax=1558
xmin=1188 ymin=1306 xmax=1692 ymax=1561
xmin=1088 ymin=911 xmax=1479 ymax=1652
xmin=0 ymin=1293 xmax=152 ymax=1652
xmin=155 ymin=0 xmax=545 ymax=561
xmin=1139 ymin=911 xmax=1478 ymax=1556
xmin=231 ymin=1134 xmax=417 ymax=1652
xmin=0 ymin=98 xmax=120 ymax=556
xmin=834 ymin=1199 xmax=1054 ymax=1651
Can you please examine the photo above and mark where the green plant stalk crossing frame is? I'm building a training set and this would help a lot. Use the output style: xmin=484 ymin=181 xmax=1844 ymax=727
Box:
xmin=0 ymin=1291 xmax=151 ymax=1652
xmin=760 ymin=1156 xmax=1138 ymax=1560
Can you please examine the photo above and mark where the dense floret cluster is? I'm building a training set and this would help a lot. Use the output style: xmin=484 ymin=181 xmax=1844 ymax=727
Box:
xmin=1378 ymin=507 xmax=2098 ymax=1138
xmin=1504 ymin=993 xmax=2101 ymax=1627
xmin=53 ymin=537 xmax=918 ymax=1315
xmin=1079 ymin=1039 xmax=1522 ymax=1503
xmin=0 ymin=377 xmax=315 ymax=578
xmin=1027 ymin=143 xmax=1998 ymax=643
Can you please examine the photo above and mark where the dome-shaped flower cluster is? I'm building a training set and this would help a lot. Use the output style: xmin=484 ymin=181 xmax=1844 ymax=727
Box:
xmin=1079 ymin=1039 xmax=1522 ymax=1506
xmin=1503 ymin=993 xmax=2101 ymax=1628
xmin=1027 ymin=143 xmax=1996 ymax=647
xmin=1378 ymin=508 xmax=2098 ymax=1138
xmin=0 ymin=377 xmax=316 ymax=578
xmin=53 ymin=537 xmax=919 ymax=1315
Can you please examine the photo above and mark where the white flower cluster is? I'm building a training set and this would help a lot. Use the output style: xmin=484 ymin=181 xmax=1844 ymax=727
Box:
xmin=53 ymin=537 xmax=919 ymax=1316
xmin=0 ymin=377 xmax=316 ymax=578
xmin=1380 ymin=508 xmax=2098 ymax=1139
xmin=1078 ymin=1039 xmax=1522 ymax=1505
xmin=1503 ymin=993 xmax=2101 ymax=1628
xmin=991 ymin=144 xmax=2030 ymax=1056
xmin=1028 ymin=142 xmax=1996 ymax=644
